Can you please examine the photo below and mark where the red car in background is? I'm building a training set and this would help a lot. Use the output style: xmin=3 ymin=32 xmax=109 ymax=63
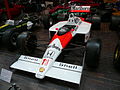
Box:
xmin=0 ymin=0 xmax=44 ymax=20
xmin=0 ymin=0 xmax=24 ymax=21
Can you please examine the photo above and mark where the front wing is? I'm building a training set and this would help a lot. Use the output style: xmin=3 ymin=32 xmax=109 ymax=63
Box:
xmin=10 ymin=55 xmax=83 ymax=84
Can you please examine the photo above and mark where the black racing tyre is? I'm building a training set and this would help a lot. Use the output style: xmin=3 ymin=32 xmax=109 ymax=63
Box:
xmin=85 ymin=39 xmax=102 ymax=68
xmin=91 ymin=15 xmax=101 ymax=30
xmin=109 ymin=15 xmax=120 ymax=30
xmin=98 ymin=9 xmax=112 ymax=22
xmin=42 ymin=15 xmax=50 ymax=29
xmin=113 ymin=41 xmax=120 ymax=69
xmin=90 ymin=7 xmax=98 ymax=14
xmin=2 ymin=29 xmax=20 ymax=51
xmin=16 ymin=31 xmax=37 ymax=54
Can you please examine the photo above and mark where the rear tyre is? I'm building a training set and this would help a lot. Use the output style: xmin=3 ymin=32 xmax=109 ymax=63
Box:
xmin=16 ymin=31 xmax=37 ymax=54
xmin=98 ymin=9 xmax=112 ymax=22
xmin=113 ymin=41 xmax=120 ymax=69
xmin=85 ymin=39 xmax=102 ymax=68
xmin=91 ymin=15 xmax=101 ymax=30
xmin=109 ymin=15 xmax=120 ymax=30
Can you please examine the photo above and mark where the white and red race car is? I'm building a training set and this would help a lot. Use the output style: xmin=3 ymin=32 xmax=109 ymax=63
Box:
xmin=11 ymin=14 xmax=101 ymax=84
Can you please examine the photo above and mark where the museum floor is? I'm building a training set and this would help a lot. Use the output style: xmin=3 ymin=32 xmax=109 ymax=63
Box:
xmin=0 ymin=22 xmax=120 ymax=90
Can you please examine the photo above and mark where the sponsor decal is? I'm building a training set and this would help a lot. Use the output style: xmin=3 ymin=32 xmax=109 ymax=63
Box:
xmin=48 ymin=44 xmax=61 ymax=51
xmin=39 ymin=67 xmax=45 ymax=72
xmin=44 ymin=50 xmax=55 ymax=59
xmin=47 ymin=50 xmax=55 ymax=57
xmin=71 ymin=6 xmax=90 ymax=11
xmin=24 ymin=56 xmax=38 ymax=61
xmin=42 ymin=59 xmax=49 ymax=66
xmin=44 ymin=56 xmax=53 ymax=59
xmin=59 ymin=63 xmax=78 ymax=69
xmin=70 ymin=6 xmax=90 ymax=12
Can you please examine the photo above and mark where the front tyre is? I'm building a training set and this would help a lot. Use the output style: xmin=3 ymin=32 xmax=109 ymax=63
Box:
xmin=85 ymin=39 xmax=102 ymax=68
xmin=16 ymin=31 xmax=37 ymax=54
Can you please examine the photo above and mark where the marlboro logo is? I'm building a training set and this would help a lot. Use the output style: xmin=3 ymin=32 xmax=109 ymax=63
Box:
xmin=70 ymin=6 xmax=90 ymax=12
xmin=48 ymin=44 xmax=61 ymax=51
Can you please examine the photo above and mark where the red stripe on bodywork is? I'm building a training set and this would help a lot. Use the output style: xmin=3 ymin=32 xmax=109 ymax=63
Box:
xmin=69 ymin=10 xmax=90 ymax=13
xmin=50 ymin=32 xmax=72 ymax=49
xmin=80 ymin=17 xmax=85 ymax=21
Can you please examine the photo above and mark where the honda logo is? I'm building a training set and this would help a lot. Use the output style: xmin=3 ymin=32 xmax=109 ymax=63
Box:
xmin=46 ymin=50 xmax=55 ymax=57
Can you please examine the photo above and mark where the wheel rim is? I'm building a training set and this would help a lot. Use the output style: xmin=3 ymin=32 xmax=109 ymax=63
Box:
xmin=115 ymin=47 xmax=119 ymax=60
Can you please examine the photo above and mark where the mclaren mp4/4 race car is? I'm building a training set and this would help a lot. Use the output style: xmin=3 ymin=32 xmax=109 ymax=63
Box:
xmin=11 ymin=14 xmax=102 ymax=84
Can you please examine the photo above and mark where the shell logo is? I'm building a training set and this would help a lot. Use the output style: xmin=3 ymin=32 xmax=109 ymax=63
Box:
xmin=39 ymin=67 xmax=45 ymax=72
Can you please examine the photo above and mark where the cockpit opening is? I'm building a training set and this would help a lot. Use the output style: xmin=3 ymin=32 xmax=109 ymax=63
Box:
xmin=57 ymin=25 xmax=76 ymax=36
